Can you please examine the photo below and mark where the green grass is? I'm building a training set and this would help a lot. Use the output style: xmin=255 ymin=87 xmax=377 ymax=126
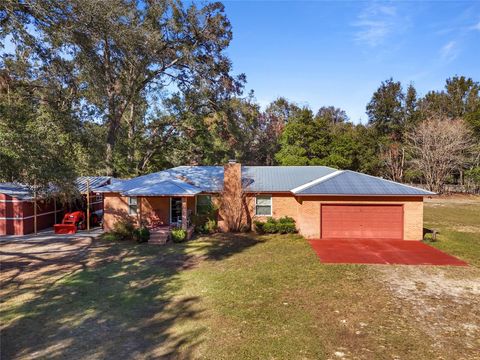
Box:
xmin=424 ymin=201 xmax=480 ymax=267
xmin=1 ymin=200 xmax=479 ymax=359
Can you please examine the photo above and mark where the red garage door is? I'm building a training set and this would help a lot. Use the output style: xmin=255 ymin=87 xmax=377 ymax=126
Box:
xmin=321 ymin=204 xmax=403 ymax=240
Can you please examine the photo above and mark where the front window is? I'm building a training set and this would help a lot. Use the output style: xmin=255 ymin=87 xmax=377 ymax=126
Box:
xmin=197 ymin=195 xmax=213 ymax=215
xmin=255 ymin=195 xmax=272 ymax=216
xmin=128 ymin=197 xmax=138 ymax=215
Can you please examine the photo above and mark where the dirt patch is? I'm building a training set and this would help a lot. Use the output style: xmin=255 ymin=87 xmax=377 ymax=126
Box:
xmin=376 ymin=266 xmax=480 ymax=359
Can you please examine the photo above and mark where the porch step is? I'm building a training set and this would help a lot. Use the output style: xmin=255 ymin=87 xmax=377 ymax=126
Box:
xmin=148 ymin=227 xmax=170 ymax=245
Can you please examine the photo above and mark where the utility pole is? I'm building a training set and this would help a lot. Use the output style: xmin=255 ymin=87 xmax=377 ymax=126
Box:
xmin=33 ymin=180 xmax=37 ymax=235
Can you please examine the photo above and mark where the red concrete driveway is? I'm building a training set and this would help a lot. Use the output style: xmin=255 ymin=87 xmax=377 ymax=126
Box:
xmin=309 ymin=239 xmax=468 ymax=266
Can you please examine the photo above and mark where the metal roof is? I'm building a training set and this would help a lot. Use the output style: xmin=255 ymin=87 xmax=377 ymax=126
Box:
xmin=0 ymin=177 xmax=115 ymax=199
xmin=95 ymin=166 xmax=433 ymax=196
xmin=0 ymin=183 xmax=33 ymax=200
xmin=122 ymin=179 xmax=201 ymax=197
xmin=75 ymin=176 xmax=113 ymax=193
xmin=97 ymin=166 xmax=223 ymax=195
xmin=243 ymin=166 xmax=337 ymax=192
xmin=294 ymin=170 xmax=435 ymax=196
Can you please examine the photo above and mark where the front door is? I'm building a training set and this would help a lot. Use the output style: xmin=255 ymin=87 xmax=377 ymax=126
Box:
xmin=170 ymin=197 xmax=182 ymax=224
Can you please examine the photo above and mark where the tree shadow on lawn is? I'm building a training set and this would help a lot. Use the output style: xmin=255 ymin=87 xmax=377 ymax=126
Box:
xmin=1 ymin=232 xmax=263 ymax=359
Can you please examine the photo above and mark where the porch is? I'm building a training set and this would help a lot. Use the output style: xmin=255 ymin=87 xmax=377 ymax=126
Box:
xmin=102 ymin=178 xmax=214 ymax=244
xmin=135 ymin=196 xmax=195 ymax=245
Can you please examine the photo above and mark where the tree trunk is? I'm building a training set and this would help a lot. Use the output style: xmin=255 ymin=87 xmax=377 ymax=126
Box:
xmin=105 ymin=116 xmax=118 ymax=176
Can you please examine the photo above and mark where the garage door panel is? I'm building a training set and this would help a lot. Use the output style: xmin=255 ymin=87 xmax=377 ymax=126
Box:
xmin=321 ymin=205 xmax=403 ymax=240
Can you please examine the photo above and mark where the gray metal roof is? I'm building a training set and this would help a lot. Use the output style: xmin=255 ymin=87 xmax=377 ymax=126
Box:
xmin=294 ymin=170 xmax=435 ymax=196
xmin=122 ymin=179 xmax=201 ymax=197
xmin=76 ymin=176 xmax=113 ymax=193
xmin=97 ymin=166 xmax=223 ymax=195
xmin=95 ymin=166 xmax=433 ymax=196
xmin=0 ymin=183 xmax=33 ymax=200
xmin=0 ymin=177 xmax=115 ymax=199
xmin=242 ymin=166 xmax=337 ymax=192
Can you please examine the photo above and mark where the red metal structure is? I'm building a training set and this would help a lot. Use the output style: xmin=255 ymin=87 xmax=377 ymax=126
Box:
xmin=0 ymin=177 xmax=112 ymax=236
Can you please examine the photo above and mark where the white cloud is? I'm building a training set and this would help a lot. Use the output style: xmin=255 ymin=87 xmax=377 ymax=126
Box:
xmin=440 ymin=40 xmax=458 ymax=62
xmin=471 ymin=21 xmax=480 ymax=31
xmin=352 ymin=3 xmax=403 ymax=47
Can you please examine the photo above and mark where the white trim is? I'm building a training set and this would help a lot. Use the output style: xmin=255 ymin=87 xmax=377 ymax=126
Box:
xmin=291 ymin=170 xmax=344 ymax=194
xmin=127 ymin=196 xmax=138 ymax=215
xmin=0 ymin=209 xmax=64 ymax=221
xmin=254 ymin=195 xmax=273 ymax=217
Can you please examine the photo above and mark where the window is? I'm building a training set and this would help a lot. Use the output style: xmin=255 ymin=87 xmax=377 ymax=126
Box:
xmin=255 ymin=195 xmax=272 ymax=216
xmin=196 ymin=195 xmax=213 ymax=215
xmin=128 ymin=197 xmax=138 ymax=215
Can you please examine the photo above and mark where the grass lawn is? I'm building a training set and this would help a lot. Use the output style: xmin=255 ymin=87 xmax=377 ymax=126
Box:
xmin=424 ymin=198 xmax=480 ymax=267
xmin=1 ymin=198 xmax=479 ymax=359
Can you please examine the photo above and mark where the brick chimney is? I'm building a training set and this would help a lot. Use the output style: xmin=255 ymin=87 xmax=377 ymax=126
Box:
xmin=223 ymin=160 xmax=241 ymax=194
xmin=218 ymin=160 xmax=244 ymax=232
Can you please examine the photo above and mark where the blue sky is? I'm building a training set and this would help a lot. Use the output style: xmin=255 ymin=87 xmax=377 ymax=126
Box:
xmin=223 ymin=0 xmax=480 ymax=123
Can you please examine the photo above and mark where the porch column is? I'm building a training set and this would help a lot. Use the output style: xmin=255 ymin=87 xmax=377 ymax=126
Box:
xmin=138 ymin=196 xmax=143 ymax=227
xmin=181 ymin=196 xmax=188 ymax=230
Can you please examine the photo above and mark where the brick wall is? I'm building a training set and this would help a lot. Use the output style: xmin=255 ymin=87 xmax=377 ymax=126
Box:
xmin=103 ymin=194 xmax=196 ymax=231
xmin=245 ymin=194 xmax=424 ymax=240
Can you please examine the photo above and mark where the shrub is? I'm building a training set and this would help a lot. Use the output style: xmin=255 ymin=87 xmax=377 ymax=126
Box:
xmin=204 ymin=218 xmax=218 ymax=234
xmin=253 ymin=220 xmax=265 ymax=234
xmin=133 ymin=227 xmax=150 ymax=243
xmin=278 ymin=216 xmax=295 ymax=224
xmin=112 ymin=218 xmax=136 ymax=240
xmin=254 ymin=216 xmax=297 ymax=234
xmin=276 ymin=222 xmax=297 ymax=234
xmin=192 ymin=214 xmax=218 ymax=234
xmin=171 ymin=227 xmax=187 ymax=243
xmin=263 ymin=221 xmax=278 ymax=233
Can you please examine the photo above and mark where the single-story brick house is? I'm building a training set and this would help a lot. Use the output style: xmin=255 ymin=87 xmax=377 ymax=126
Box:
xmin=0 ymin=176 xmax=113 ymax=235
xmin=98 ymin=162 xmax=434 ymax=240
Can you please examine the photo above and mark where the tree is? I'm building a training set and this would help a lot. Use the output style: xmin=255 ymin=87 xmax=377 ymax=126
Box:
xmin=379 ymin=142 xmax=405 ymax=182
xmin=445 ymin=76 xmax=480 ymax=117
xmin=275 ymin=108 xmax=331 ymax=165
xmin=315 ymin=106 xmax=348 ymax=124
xmin=275 ymin=107 xmax=367 ymax=170
xmin=404 ymin=84 xmax=420 ymax=128
xmin=0 ymin=60 xmax=80 ymax=193
xmin=3 ymin=0 xmax=244 ymax=175
xmin=406 ymin=117 xmax=474 ymax=193
xmin=253 ymin=98 xmax=300 ymax=165
xmin=366 ymin=78 xmax=406 ymax=140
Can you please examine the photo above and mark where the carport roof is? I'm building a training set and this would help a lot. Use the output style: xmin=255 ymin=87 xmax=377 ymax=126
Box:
xmin=0 ymin=176 xmax=116 ymax=199
xmin=292 ymin=170 xmax=435 ymax=196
